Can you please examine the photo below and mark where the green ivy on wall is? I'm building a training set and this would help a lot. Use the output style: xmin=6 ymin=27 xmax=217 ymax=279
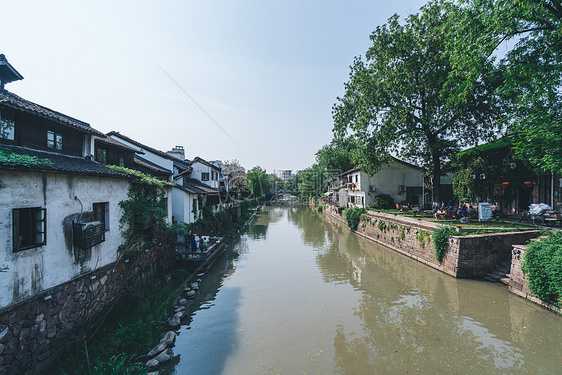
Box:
xmin=108 ymin=166 xmax=173 ymax=248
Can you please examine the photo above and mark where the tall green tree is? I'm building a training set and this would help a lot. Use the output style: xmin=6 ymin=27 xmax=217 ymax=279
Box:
xmin=332 ymin=0 xmax=501 ymax=202
xmin=446 ymin=0 xmax=562 ymax=172
xmin=247 ymin=166 xmax=270 ymax=198
xmin=297 ymin=163 xmax=327 ymax=197
xmin=315 ymin=136 xmax=359 ymax=177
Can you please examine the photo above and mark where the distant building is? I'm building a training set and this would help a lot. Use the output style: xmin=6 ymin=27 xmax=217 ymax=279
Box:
xmin=276 ymin=169 xmax=293 ymax=182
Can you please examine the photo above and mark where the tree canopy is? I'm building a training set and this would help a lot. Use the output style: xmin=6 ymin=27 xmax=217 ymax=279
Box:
xmin=332 ymin=0 xmax=502 ymax=202
xmin=315 ymin=136 xmax=359 ymax=177
xmin=246 ymin=166 xmax=270 ymax=199
xmin=446 ymin=0 xmax=562 ymax=172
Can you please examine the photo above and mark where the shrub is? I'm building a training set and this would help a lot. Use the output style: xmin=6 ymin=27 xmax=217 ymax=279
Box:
xmin=432 ymin=226 xmax=458 ymax=262
xmin=370 ymin=194 xmax=395 ymax=209
xmin=522 ymin=232 xmax=562 ymax=303
xmin=345 ymin=207 xmax=366 ymax=230
xmin=416 ymin=230 xmax=431 ymax=248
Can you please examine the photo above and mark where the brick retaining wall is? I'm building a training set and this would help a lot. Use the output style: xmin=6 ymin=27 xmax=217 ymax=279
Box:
xmin=0 ymin=245 xmax=175 ymax=375
xmin=323 ymin=206 xmax=538 ymax=278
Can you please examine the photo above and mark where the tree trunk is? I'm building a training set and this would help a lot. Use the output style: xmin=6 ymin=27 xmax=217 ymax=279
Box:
xmin=432 ymin=154 xmax=442 ymax=204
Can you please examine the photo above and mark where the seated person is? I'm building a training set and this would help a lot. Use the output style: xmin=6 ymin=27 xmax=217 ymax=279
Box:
xmin=491 ymin=203 xmax=500 ymax=218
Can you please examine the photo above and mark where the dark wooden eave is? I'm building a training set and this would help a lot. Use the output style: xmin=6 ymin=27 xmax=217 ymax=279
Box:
xmin=0 ymin=90 xmax=105 ymax=136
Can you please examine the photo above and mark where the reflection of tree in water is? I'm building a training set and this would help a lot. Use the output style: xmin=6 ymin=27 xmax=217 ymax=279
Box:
xmin=320 ymin=216 xmax=528 ymax=374
xmin=286 ymin=206 xmax=327 ymax=247
xmin=245 ymin=206 xmax=285 ymax=240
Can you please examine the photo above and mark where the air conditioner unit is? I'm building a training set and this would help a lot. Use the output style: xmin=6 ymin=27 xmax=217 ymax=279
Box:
xmin=73 ymin=221 xmax=105 ymax=248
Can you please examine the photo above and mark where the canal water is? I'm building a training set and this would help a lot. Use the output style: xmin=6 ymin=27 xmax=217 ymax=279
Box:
xmin=162 ymin=206 xmax=562 ymax=374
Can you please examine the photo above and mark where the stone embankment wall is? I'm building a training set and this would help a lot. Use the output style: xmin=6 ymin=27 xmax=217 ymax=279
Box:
xmin=0 ymin=245 xmax=174 ymax=375
xmin=323 ymin=206 xmax=538 ymax=278
xmin=509 ymin=245 xmax=561 ymax=313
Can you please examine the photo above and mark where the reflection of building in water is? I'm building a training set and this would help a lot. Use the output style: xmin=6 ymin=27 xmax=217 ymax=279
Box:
xmin=351 ymin=259 xmax=363 ymax=284
xmin=233 ymin=236 xmax=249 ymax=255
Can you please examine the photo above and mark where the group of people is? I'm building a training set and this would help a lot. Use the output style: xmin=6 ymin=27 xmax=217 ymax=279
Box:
xmin=434 ymin=201 xmax=476 ymax=220
xmin=188 ymin=233 xmax=206 ymax=252
xmin=396 ymin=203 xmax=419 ymax=212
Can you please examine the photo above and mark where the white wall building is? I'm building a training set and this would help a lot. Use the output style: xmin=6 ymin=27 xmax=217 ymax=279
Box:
xmin=332 ymin=158 xmax=423 ymax=209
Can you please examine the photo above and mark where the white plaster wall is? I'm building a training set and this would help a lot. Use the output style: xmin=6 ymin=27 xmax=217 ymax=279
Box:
xmin=0 ymin=171 xmax=129 ymax=309
xmin=191 ymin=162 xmax=219 ymax=189
xmin=369 ymin=160 xmax=422 ymax=204
xmin=172 ymin=187 xmax=199 ymax=224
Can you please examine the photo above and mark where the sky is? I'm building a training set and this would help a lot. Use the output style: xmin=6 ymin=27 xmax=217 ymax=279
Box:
xmin=1 ymin=0 xmax=427 ymax=173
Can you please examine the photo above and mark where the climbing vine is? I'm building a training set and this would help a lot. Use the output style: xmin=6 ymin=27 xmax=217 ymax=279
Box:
xmin=0 ymin=147 xmax=52 ymax=167
xmin=108 ymin=166 xmax=173 ymax=248
xmin=432 ymin=226 xmax=458 ymax=263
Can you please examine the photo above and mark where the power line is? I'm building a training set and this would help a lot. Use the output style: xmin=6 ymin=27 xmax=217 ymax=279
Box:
xmin=154 ymin=61 xmax=238 ymax=145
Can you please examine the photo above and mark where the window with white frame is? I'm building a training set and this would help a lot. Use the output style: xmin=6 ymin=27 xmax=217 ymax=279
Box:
xmin=201 ymin=172 xmax=210 ymax=181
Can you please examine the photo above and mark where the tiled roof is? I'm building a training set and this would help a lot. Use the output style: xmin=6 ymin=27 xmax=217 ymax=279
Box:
xmin=0 ymin=90 xmax=105 ymax=136
xmin=0 ymin=144 xmax=129 ymax=178
xmin=186 ymin=156 xmax=221 ymax=170
xmin=177 ymin=178 xmax=219 ymax=195
xmin=0 ymin=55 xmax=24 ymax=83
xmin=338 ymin=157 xmax=420 ymax=177
xmin=108 ymin=131 xmax=185 ymax=162
xmin=134 ymin=155 xmax=173 ymax=175
xmin=94 ymin=135 xmax=142 ymax=154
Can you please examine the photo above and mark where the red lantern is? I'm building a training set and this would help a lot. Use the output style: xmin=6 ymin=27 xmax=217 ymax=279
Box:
xmin=502 ymin=181 xmax=510 ymax=187
xmin=524 ymin=181 xmax=533 ymax=187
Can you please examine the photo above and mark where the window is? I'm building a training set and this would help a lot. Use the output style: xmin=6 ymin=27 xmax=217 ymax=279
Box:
xmin=0 ymin=111 xmax=15 ymax=140
xmin=93 ymin=202 xmax=109 ymax=231
xmin=47 ymin=130 xmax=63 ymax=150
xmin=97 ymin=148 xmax=107 ymax=164
xmin=119 ymin=155 xmax=125 ymax=167
xmin=13 ymin=208 xmax=46 ymax=252
xmin=212 ymin=171 xmax=218 ymax=180
xmin=201 ymin=172 xmax=209 ymax=181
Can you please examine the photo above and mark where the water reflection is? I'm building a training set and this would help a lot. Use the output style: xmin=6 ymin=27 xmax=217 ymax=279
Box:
xmin=167 ymin=207 xmax=562 ymax=375
xmin=320 ymin=212 xmax=561 ymax=374
xmin=246 ymin=206 xmax=284 ymax=240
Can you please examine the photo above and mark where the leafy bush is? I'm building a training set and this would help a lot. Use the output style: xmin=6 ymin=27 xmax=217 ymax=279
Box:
xmin=370 ymin=194 xmax=395 ymax=209
xmin=345 ymin=207 xmax=366 ymax=230
xmin=522 ymin=232 xmax=562 ymax=303
xmin=432 ymin=226 xmax=458 ymax=262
